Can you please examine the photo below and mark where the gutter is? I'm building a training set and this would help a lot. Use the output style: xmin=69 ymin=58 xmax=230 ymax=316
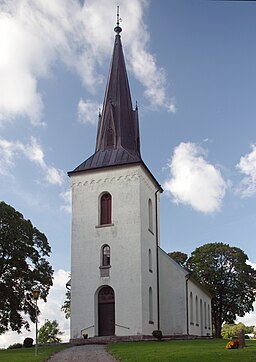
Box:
xmin=155 ymin=188 xmax=162 ymax=331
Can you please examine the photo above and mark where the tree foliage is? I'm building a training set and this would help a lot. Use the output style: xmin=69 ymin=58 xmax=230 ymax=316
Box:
xmin=0 ymin=201 xmax=54 ymax=334
xmin=38 ymin=319 xmax=63 ymax=344
xmin=221 ymin=322 xmax=254 ymax=338
xmin=187 ymin=242 xmax=256 ymax=338
xmin=168 ymin=251 xmax=188 ymax=267
xmin=61 ymin=289 xmax=71 ymax=319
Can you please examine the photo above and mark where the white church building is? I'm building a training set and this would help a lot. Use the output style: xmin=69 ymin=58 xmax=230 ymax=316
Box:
xmin=68 ymin=19 xmax=212 ymax=340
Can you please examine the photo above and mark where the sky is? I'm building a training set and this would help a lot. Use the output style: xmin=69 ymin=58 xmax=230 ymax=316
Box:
xmin=1 ymin=0 xmax=256 ymax=347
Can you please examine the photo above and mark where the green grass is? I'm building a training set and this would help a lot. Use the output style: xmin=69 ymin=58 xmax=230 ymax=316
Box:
xmin=108 ymin=339 xmax=256 ymax=362
xmin=0 ymin=344 xmax=70 ymax=362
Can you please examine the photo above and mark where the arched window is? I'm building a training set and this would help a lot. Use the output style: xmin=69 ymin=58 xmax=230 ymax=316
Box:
xmin=196 ymin=296 xmax=199 ymax=325
xmin=149 ymin=249 xmax=152 ymax=273
xmin=148 ymin=198 xmax=153 ymax=232
xmin=102 ymin=245 xmax=110 ymax=266
xmin=190 ymin=292 xmax=194 ymax=324
xmin=100 ymin=193 xmax=112 ymax=225
xmin=149 ymin=287 xmax=153 ymax=323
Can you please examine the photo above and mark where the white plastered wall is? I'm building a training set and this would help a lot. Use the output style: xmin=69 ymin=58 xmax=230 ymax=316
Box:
xmin=139 ymin=167 xmax=160 ymax=335
xmin=187 ymin=279 xmax=212 ymax=337
xmin=70 ymin=164 xmax=160 ymax=338
xmin=158 ymin=249 xmax=188 ymax=335
xmin=158 ymin=250 xmax=212 ymax=337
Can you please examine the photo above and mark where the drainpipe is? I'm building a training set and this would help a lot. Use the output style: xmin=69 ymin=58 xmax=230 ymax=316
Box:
xmin=185 ymin=274 xmax=190 ymax=335
xmin=155 ymin=189 xmax=161 ymax=331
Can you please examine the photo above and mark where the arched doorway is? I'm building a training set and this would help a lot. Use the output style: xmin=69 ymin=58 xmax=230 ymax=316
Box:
xmin=98 ymin=286 xmax=115 ymax=336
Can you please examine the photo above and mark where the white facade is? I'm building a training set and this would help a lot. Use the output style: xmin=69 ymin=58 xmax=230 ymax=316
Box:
xmin=70 ymin=162 xmax=212 ymax=339
xmin=70 ymin=164 xmax=160 ymax=338
xmin=158 ymin=248 xmax=212 ymax=336
xmin=187 ymin=278 xmax=212 ymax=337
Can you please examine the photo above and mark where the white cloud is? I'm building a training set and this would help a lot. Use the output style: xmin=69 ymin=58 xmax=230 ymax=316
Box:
xmin=22 ymin=137 xmax=45 ymax=167
xmin=167 ymin=101 xmax=176 ymax=113
xmin=236 ymin=301 xmax=256 ymax=327
xmin=0 ymin=269 xmax=70 ymax=349
xmin=164 ymin=142 xmax=227 ymax=213
xmin=0 ymin=138 xmax=17 ymax=175
xmin=236 ymin=144 xmax=256 ymax=198
xmin=60 ymin=190 xmax=72 ymax=213
xmin=0 ymin=12 xmax=44 ymax=125
xmin=0 ymin=137 xmax=64 ymax=185
xmin=247 ymin=261 xmax=256 ymax=270
xmin=45 ymin=166 xmax=64 ymax=186
xmin=77 ymin=99 xmax=101 ymax=125
xmin=0 ymin=0 xmax=172 ymax=125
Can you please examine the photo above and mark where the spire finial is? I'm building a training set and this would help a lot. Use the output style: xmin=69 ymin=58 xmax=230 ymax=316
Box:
xmin=114 ymin=6 xmax=122 ymax=34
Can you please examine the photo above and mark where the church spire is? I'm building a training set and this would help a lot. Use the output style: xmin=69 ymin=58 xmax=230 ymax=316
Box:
xmin=71 ymin=9 xmax=142 ymax=173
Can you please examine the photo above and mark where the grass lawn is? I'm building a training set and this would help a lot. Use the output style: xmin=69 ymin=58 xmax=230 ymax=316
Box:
xmin=108 ymin=339 xmax=256 ymax=362
xmin=0 ymin=344 xmax=70 ymax=362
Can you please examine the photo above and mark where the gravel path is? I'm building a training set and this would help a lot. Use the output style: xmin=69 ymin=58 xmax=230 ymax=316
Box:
xmin=47 ymin=345 xmax=117 ymax=362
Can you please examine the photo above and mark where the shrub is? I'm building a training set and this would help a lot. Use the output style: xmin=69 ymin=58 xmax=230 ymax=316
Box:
xmin=152 ymin=330 xmax=163 ymax=340
xmin=245 ymin=334 xmax=250 ymax=339
xmin=23 ymin=337 xmax=33 ymax=348
xmin=8 ymin=343 xmax=23 ymax=349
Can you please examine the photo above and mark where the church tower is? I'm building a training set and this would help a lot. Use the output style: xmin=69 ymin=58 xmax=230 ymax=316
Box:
xmin=68 ymin=13 xmax=162 ymax=338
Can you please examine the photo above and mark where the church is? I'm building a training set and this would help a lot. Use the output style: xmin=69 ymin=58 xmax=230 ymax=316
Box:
xmin=68 ymin=17 xmax=212 ymax=340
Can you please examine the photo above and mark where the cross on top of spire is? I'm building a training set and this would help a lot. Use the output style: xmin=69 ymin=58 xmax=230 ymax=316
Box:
xmin=114 ymin=6 xmax=122 ymax=34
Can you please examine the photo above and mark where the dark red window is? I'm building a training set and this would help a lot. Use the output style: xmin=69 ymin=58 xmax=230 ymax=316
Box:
xmin=100 ymin=193 xmax=112 ymax=225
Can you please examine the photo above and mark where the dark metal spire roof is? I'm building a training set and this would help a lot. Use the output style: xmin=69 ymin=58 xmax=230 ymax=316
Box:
xmin=69 ymin=17 xmax=143 ymax=175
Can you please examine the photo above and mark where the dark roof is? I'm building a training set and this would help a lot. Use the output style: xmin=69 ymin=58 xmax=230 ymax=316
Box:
xmin=69 ymin=25 xmax=143 ymax=175
xmin=71 ymin=147 xmax=141 ymax=172
xmin=68 ymin=25 xmax=162 ymax=192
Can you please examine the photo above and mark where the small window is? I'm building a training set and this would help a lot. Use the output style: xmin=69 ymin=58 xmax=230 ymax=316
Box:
xmin=195 ymin=296 xmax=199 ymax=325
xmin=102 ymin=245 xmax=110 ymax=266
xmin=190 ymin=292 xmax=194 ymax=324
xmin=204 ymin=301 xmax=207 ymax=329
xmin=149 ymin=249 xmax=152 ymax=273
xmin=148 ymin=198 xmax=153 ymax=232
xmin=208 ymin=304 xmax=211 ymax=329
xmin=100 ymin=193 xmax=112 ymax=225
xmin=200 ymin=299 xmax=203 ymax=328
xmin=149 ymin=287 xmax=153 ymax=323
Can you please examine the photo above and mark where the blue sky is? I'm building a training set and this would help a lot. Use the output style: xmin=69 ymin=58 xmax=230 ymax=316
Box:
xmin=0 ymin=0 xmax=256 ymax=346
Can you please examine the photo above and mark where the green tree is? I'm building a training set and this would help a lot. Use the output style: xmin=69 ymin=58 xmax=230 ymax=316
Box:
xmin=221 ymin=323 xmax=235 ymax=338
xmin=221 ymin=322 xmax=246 ymax=338
xmin=61 ymin=289 xmax=71 ymax=319
xmin=187 ymin=242 xmax=256 ymax=338
xmin=38 ymin=319 xmax=63 ymax=344
xmin=0 ymin=201 xmax=53 ymax=334
xmin=245 ymin=325 xmax=254 ymax=334
xmin=168 ymin=251 xmax=188 ymax=267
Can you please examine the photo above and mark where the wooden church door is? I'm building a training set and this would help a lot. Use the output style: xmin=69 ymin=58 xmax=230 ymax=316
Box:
xmin=98 ymin=286 xmax=115 ymax=336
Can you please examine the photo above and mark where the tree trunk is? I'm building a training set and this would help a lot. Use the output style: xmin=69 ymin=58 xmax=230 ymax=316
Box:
xmin=213 ymin=312 xmax=222 ymax=338
xmin=215 ymin=322 xmax=222 ymax=338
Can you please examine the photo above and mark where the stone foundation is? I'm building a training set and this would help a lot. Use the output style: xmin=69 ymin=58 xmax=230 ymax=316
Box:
xmin=70 ymin=334 xmax=212 ymax=345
